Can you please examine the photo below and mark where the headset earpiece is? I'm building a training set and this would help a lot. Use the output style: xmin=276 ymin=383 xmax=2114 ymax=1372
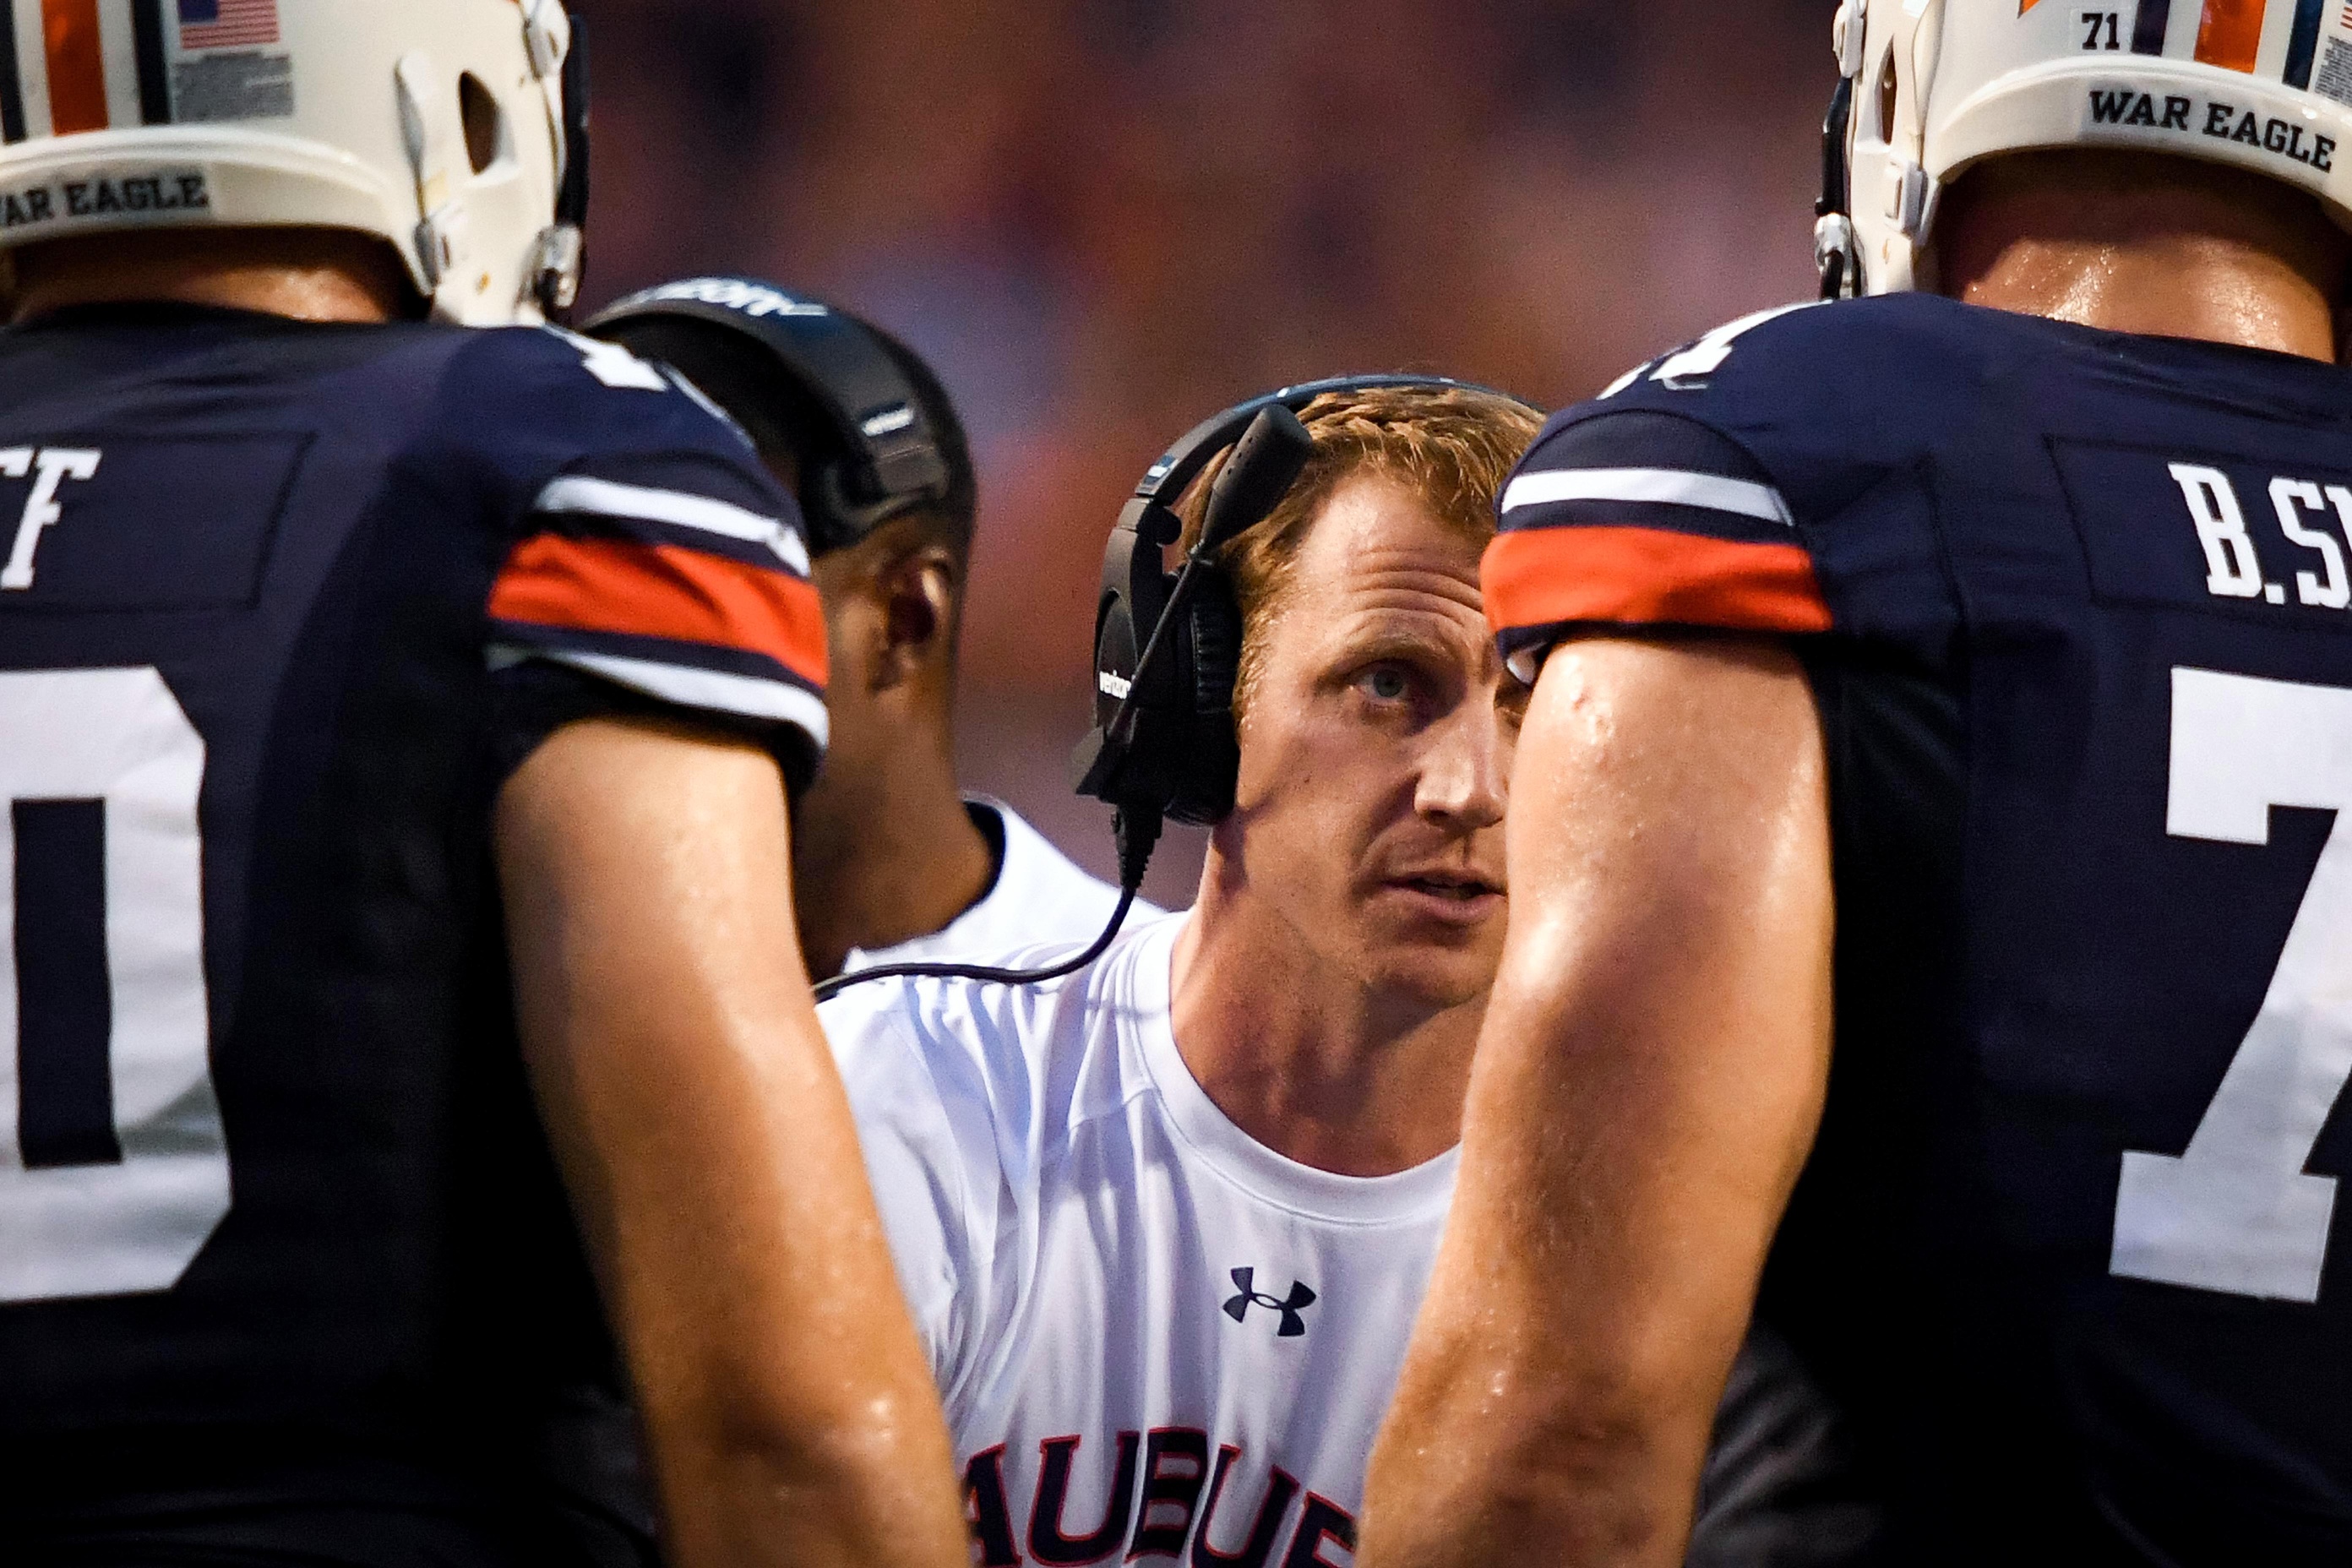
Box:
xmin=1184 ymin=577 xmax=1243 ymax=802
xmin=1189 ymin=580 xmax=1241 ymax=718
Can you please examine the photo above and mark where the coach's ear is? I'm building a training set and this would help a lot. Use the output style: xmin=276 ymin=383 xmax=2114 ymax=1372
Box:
xmin=874 ymin=542 xmax=957 ymax=687
xmin=825 ymin=508 xmax=956 ymax=695
xmin=808 ymin=512 xmax=960 ymax=707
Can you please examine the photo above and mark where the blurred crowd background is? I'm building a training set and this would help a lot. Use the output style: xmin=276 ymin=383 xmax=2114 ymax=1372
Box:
xmin=574 ymin=0 xmax=1837 ymax=906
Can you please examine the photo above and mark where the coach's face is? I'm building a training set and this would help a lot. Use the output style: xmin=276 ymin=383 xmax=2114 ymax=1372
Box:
xmin=1222 ymin=476 xmax=1516 ymax=1007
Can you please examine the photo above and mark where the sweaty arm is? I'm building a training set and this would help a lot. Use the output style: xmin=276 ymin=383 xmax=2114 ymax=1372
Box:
xmin=1360 ymin=634 xmax=1834 ymax=1568
xmin=497 ymin=717 xmax=969 ymax=1568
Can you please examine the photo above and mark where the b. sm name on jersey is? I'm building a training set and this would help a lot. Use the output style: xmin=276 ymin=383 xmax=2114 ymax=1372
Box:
xmin=2172 ymin=461 xmax=2352 ymax=612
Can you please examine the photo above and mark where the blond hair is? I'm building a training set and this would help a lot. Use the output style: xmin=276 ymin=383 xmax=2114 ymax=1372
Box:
xmin=1178 ymin=383 xmax=1542 ymax=719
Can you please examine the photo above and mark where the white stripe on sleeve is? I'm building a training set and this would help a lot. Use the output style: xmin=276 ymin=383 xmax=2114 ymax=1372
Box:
xmin=536 ymin=476 xmax=813 ymax=574
xmin=1500 ymin=467 xmax=1794 ymax=526
xmin=490 ymin=645 xmax=830 ymax=746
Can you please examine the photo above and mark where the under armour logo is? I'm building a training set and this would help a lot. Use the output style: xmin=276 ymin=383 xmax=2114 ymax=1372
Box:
xmin=1222 ymin=1267 xmax=1315 ymax=1337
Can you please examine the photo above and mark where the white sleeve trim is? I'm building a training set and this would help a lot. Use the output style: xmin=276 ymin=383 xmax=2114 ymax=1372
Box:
xmin=536 ymin=475 xmax=812 ymax=574
xmin=1500 ymin=467 xmax=1794 ymax=526
xmin=492 ymin=645 xmax=830 ymax=746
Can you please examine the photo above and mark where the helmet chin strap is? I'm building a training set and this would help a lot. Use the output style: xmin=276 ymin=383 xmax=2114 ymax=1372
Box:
xmin=393 ymin=52 xmax=462 ymax=308
xmin=532 ymin=3 xmax=590 ymax=322
xmin=1880 ymin=0 xmax=1946 ymax=293
xmin=1817 ymin=72 xmax=1861 ymax=301
xmin=1819 ymin=0 xmax=1946 ymax=299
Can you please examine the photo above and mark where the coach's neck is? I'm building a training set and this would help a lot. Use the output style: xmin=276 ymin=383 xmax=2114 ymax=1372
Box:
xmin=1168 ymin=855 xmax=1479 ymax=1180
xmin=1936 ymin=148 xmax=2348 ymax=361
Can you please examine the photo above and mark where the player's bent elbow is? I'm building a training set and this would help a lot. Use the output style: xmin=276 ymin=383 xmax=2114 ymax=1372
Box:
xmin=660 ymin=1371 xmax=945 ymax=1481
xmin=648 ymin=1385 xmax=962 ymax=1558
xmin=1367 ymin=1414 xmax=1693 ymax=1567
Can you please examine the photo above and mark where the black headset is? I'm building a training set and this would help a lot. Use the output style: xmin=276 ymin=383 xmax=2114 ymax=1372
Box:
xmin=531 ymin=3 xmax=592 ymax=321
xmin=1816 ymin=70 xmax=1860 ymax=300
xmin=581 ymin=278 xmax=956 ymax=555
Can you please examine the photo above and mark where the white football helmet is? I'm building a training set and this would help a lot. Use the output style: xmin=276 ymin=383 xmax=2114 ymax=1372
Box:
xmin=0 ymin=0 xmax=585 ymax=326
xmin=1820 ymin=0 xmax=2352 ymax=297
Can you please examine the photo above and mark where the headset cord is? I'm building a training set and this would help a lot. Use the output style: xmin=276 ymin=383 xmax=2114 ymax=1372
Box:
xmin=810 ymin=808 xmax=1163 ymax=1002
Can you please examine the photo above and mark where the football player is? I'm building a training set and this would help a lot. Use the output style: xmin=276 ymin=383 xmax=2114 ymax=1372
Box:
xmin=584 ymin=280 xmax=1149 ymax=982
xmin=0 ymin=7 xmax=965 ymax=1566
xmin=820 ymin=383 xmax=1877 ymax=1568
xmin=1364 ymin=3 xmax=2352 ymax=1565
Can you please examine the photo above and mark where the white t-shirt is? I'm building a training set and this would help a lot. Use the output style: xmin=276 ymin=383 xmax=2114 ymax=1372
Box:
xmin=838 ymin=798 xmax=1153 ymax=976
xmin=821 ymin=912 xmax=1455 ymax=1566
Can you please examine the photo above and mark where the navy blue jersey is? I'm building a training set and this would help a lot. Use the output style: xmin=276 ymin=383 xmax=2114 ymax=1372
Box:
xmin=1489 ymin=293 xmax=2352 ymax=1565
xmin=0 ymin=304 xmax=826 ymax=1564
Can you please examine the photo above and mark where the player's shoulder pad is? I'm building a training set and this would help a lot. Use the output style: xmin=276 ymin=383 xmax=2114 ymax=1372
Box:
xmin=1489 ymin=298 xmax=1990 ymax=654
xmin=432 ymin=324 xmax=770 ymax=510
xmin=1522 ymin=293 xmax=2001 ymax=533
xmin=470 ymin=322 xmax=827 ymax=743
xmin=1572 ymin=294 xmax=1994 ymax=434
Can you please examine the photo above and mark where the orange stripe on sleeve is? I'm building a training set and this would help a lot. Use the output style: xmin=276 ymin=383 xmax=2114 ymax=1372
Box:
xmin=41 ymin=0 xmax=106 ymax=135
xmin=491 ymin=536 xmax=830 ymax=689
xmin=1483 ymin=526 xmax=1833 ymax=638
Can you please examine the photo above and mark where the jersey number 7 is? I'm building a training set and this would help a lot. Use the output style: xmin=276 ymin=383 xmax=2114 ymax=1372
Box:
xmin=2112 ymin=667 xmax=2352 ymax=1304
xmin=0 ymin=667 xmax=230 ymax=1304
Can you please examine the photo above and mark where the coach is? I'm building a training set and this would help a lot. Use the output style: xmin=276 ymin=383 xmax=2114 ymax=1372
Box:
xmin=820 ymin=384 xmax=1876 ymax=1566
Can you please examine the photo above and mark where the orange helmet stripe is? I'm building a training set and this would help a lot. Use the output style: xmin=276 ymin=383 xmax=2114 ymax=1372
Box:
xmin=2195 ymin=0 xmax=2269 ymax=72
xmin=41 ymin=0 xmax=107 ymax=135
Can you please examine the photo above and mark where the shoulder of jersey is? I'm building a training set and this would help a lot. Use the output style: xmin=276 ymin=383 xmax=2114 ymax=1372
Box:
xmin=436 ymin=324 xmax=760 ymax=463
xmin=455 ymin=324 xmax=830 ymax=738
xmin=1574 ymin=293 xmax=2002 ymax=439
xmin=1515 ymin=294 xmax=2006 ymax=532
xmin=818 ymin=954 xmax=1068 ymax=1124
xmin=822 ymin=920 xmax=1178 ymax=1165
xmin=1486 ymin=295 xmax=2008 ymax=656
xmin=435 ymin=322 xmax=795 ymax=557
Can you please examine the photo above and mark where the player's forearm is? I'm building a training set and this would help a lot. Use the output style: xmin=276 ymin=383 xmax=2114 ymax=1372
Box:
xmin=1364 ymin=639 xmax=1835 ymax=1568
xmin=498 ymin=721 xmax=969 ymax=1567
xmin=1359 ymin=1014 xmax=1732 ymax=1568
xmin=620 ymin=1054 xmax=969 ymax=1568
xmin=534 ymin=977 xmax=971 ymax=1567
xmin=616 ymin=1072 xmax=968 ymax=1568
xmin=1362 ymin=1009 xmax=1744 ymax=1565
